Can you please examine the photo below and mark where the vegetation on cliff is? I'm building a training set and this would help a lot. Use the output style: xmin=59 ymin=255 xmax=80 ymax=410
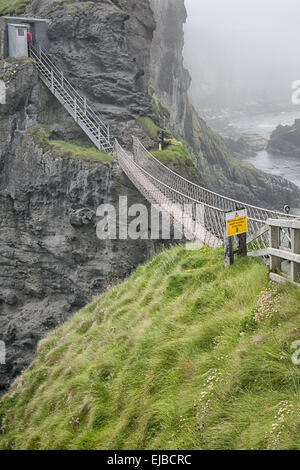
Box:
xmin=151 ymin=145 xmax=196 ymax=175
xmin=0 ymin=0 xmax=113 ymax=16
xmin=0 ymin=0 xmax=31 ymax=16
xmin=0 ymin=246 xmax=299 ymax=450
xmin=136 ymin=116 xmax=197 ymax=176
xmin=28 ymin=125 xmax=113 ymax=164
xmin=136 ymin=116 xmax=160 ymax=140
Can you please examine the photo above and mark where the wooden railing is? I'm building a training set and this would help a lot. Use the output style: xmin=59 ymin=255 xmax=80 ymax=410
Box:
xmin=249 ymin=218 xmax=300 ymax=285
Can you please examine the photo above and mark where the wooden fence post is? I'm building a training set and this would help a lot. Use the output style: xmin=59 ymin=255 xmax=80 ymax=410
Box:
xmin=269 ymin=225 xmax=281 ymax=273
xmin=291 ymin=227 xmax=300 ymax=283
xmin=224 ymin=235 xmax=234 ymax=267
xmin=237 ymin=232 xmax=247 ymax=257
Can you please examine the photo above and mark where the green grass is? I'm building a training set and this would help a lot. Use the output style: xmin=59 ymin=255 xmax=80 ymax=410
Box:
xmin=152 ymin=94 xmax=170 ymax=121
xmin=0 ymin=0 xmax=114 ymax=16
xmin=228 ymin=155 xmax=257 ymax=171
xmin=27 ymin=125 xmax=113 ymax=164
xmin=136 ymin=116 xmax=160 ymax=140
xmin=49 ymin=0 xmax=97 ymax=15
xmin=4 ymin=56 xmax=33 ymax=63
xmin=49 ymin=0 xmax=118 ymax=15
xmin=0 ymin=0 xmax=32 ymax=15
xmin=65 ymin=2 xmax=94 ymax=15
xmin=135 ymin=117 xmax=196 ymax=174
xmin=151 ymin=145 xmax=196 ymax=174
xmin=0 ymin=246 xmax=299 ymax=450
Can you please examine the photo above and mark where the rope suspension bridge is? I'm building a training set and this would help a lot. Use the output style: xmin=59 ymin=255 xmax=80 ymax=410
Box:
xmin=30 ymin=47 xmax=299 ymax=254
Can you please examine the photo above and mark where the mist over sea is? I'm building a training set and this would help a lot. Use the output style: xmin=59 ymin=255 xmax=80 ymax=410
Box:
xmin=184 ymin=0 xmax=300 ymax=188
xmin=229 ymin=110 xmax=300 ymax=187
xmin=229 ymin=111 xmax=300 ymax=187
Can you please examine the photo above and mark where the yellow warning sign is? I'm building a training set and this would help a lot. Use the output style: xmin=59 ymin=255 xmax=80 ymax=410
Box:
xmin=226 ymin=209 xmax=247 ymax=237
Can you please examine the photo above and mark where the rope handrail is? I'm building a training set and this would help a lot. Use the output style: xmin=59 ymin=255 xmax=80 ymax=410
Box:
xmin=115 ymin=141 xmax=224 ymax=212
xmin=115 ymin=138 xmax=300 ymax=249
xmin=115 ymin=140 xmax=224 ymax=247
xmin=116 ymin=141 xmax=282 ymax=225
xmin=133 ymin=137 xmax=298 ymax=219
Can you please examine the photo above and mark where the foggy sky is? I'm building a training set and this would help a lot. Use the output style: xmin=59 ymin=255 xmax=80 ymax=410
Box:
xmin=184 ymin=0 xmax=300 ymax=112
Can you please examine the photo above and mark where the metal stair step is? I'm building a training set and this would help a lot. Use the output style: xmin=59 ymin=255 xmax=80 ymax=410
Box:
xmin=31 ymin=47 xmax=113 ymax=154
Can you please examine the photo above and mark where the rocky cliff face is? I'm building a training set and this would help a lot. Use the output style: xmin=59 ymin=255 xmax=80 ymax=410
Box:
xmin=149 ymin=0 xmax=190 ymax=136
xmin=0 ymin=0 xmax=170 ymax=394
xmin=0 ymin=58 xmax=165 ymax=393
xmin=25 ymin=0 xmax=156 ymax=146
xmin=183 ymin=108 xmax=300 ymax=208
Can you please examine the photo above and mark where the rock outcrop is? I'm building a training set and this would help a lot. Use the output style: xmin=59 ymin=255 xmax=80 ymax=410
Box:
xmin=267 ymin=119 xmax=300 ymax=157
xmin=184 ymin=108 xmax=300 ymax=208
xmin=149 ymin=0 xmax=191 ymax=136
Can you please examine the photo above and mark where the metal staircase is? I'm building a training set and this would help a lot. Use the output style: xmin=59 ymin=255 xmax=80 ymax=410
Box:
xmin=30 ymin=46 xmax=113 ymax=153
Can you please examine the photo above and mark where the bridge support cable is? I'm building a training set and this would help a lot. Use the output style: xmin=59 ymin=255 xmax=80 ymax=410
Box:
xmin=115 ymin=138 xmax=299 ymax=250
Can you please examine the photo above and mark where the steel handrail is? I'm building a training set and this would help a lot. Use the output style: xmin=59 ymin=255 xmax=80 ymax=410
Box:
xmin=30 ymin=46 xmax=112 ymax=150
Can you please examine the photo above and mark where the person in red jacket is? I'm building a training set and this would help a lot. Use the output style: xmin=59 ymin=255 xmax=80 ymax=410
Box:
xmin=27 ymin=30 xmax=33 ymax=54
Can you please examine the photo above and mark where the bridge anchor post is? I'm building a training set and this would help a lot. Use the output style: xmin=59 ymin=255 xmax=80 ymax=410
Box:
xmin=237 ymin=232 xmax=247 ymax=258
xmin=224 ymin=235 xmax=234 ymax=267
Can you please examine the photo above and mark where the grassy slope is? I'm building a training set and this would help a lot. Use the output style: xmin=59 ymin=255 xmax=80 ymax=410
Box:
xmin=136 ymin=116 xmax=160 ymax=140
xmin=0 ymin=246 xmax=300 ymax=450
xmin=151 ymin=145 xmax=196 ymax=175
xmin=27 ymin=125 xmax=113 ymax=164
xmin=135 ymin=117 xmax=196 ymax=175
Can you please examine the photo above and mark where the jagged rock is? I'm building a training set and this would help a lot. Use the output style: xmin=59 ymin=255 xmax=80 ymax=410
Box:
xmin=2 ymin=293 xmax=18 ymax=306
xmin=267 ymin=119 xmax=300 ymax=157
xmin=69 ymin=208 xmax=95 ymax=227
xmin=150 ymin=0 xmax=191 ymax=136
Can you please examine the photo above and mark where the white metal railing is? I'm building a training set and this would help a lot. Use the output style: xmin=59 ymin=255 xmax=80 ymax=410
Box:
xmin=30 ymin=46 xmax=112 ymax=153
